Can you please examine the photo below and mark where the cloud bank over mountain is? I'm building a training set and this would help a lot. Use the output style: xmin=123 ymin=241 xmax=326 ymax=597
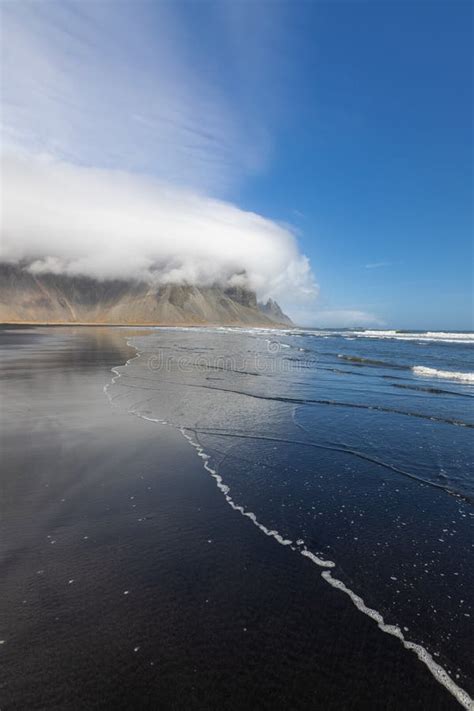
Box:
xmin=0 ymin=2 xmax=318 ymax=305
xmin=2 ymin=152 xmax=316 ymax=301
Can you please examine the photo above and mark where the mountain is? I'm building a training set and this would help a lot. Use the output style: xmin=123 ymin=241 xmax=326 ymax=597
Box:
xmin=0 ymin=263 xmax=293 ymax=327
xmin=257 ymin=297 xmax=293 ymax=326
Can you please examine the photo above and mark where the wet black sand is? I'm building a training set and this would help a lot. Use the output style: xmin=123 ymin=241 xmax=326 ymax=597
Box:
xmin=0 ymin=327 xmax=462 ymax=709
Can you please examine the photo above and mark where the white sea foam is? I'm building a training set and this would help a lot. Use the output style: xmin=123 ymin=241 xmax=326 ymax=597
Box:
xmin=290 ymin=329 xmax=474 ymax=344
xmin=104 ymin=337 xmax=474 ymax=710
xmin=412 ymin=366 xmax=474 ymax=383
xmin=348 ymin=330 xmax=474 ymax=344
xmin=177 ymin=428 xmax=474 ymax=708
xmin=149 ymin=325 xmax=291 ymax=337
xmin=300 ymin=549 xmax=336 ymax=568
xmin=265 ymin=338 xmax=291 ymax=350
xmin=321 ymin=573 xmax=474 ymax=710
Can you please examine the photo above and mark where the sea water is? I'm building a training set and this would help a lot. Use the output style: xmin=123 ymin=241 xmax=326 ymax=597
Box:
xmin=106 ymin=327 xmax=474 ymax=707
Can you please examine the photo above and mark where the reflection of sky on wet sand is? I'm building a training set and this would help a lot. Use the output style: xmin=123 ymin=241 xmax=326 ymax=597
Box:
xmin=0 ymin=325 xmax=148 ymax=374
xmin=0 ymin=327 xmax=155 ymax=534
xmin=0 ymin=326 xmax=471 ymax=709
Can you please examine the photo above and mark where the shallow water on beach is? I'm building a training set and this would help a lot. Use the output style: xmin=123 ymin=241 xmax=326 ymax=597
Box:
xmin=1 ymin=326 xmax=472 ymax=710
xmin=108 ymin=327 xmax=474 ymax=704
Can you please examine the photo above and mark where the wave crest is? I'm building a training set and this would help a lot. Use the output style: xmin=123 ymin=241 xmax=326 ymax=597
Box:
xmin=412 ymin=366 xmax=474 ymax=383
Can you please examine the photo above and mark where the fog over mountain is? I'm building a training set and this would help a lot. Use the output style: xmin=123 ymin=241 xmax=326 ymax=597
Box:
xmin=0 ymin=261 xmax=293 ymax=326
xmin=1 ymin=152 xmax=316 ymax=304
xmin=0 ymin=2 xmax=321 ymax=326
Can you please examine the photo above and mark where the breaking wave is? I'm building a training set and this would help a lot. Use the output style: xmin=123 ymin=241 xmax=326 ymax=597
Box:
xmin=347 ymin=330 xmax=474 ymax=344
xmin=412 ymin=366 xmax=474 ymax=384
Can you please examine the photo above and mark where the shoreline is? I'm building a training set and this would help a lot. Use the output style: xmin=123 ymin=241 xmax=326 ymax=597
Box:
xmin=0 ymin=321 xmax=290 ymax=329
xmin=115 ymin=332 xmax=473 ymax=710
xmin=0 ymin=326 xmax=467 ymax=709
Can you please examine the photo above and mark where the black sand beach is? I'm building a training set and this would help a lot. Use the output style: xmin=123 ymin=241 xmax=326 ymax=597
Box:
xmin=0 ymin=327 xmax=465 ymax=710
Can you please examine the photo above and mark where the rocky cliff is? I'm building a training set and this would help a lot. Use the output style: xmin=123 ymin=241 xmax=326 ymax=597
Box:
xmin=0 ymin=263 xmax=293 ymax=327
xmin=257 ymin=297 xmax=293 ymax=326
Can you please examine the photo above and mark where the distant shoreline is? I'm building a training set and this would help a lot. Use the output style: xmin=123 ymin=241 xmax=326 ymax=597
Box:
xmin=0 ymin=321 xmax=289 ymax=329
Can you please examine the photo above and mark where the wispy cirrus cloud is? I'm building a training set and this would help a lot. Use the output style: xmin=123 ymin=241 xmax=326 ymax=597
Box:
xmin=0 ymin=1 xmax=285 ymax=193
xmin=365 ymin=261 xmax=393 ymax=269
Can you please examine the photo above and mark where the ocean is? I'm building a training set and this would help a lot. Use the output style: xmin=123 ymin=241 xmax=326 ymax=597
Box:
xmin=1 ymin=326 xmax=472 ymax=709
xmin=107 ymin=327 xmax=474 ymax=707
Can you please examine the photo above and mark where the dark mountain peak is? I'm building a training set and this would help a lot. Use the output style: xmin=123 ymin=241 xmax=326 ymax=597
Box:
xmin=0 ymin=262 xmax=293 ymax=327
xmin=258 ymin=298 xmax=293 ymax=326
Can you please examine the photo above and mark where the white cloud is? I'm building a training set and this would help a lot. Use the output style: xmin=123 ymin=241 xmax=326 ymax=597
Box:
xmin=0 ymin=1 xmax=274 ymax=193
xmin=365 ymin=261 xmax=392 ymax=269
xmin=288 ymin=308 xmax=384 ymax=328
xmin=1 ymin=151 xmax=317 ymax=301
xmin=0 ymin=2 xmax=319 ymax=309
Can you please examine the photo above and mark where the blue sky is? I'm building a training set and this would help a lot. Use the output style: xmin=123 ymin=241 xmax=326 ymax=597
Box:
xmin=236 ymin=1 xmax=473 ymax=329
xmin=1 ymin=0 xmax=472 ymax=328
